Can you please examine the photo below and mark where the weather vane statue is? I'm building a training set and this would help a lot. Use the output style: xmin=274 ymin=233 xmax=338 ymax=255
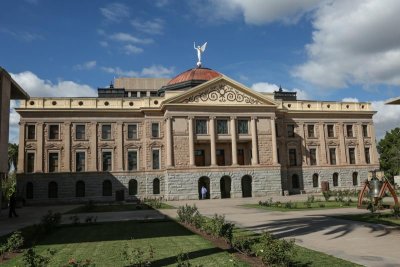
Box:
xmin=194 ymin=42 xmax=207 ymax=67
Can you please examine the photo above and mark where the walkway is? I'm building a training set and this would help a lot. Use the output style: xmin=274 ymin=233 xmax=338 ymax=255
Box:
xmin=161 ymin=196 xmax=400 ymax=267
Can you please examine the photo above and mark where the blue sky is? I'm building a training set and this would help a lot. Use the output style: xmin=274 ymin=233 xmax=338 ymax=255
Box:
xmin=2 ymin=0 xmax=400 ymax=142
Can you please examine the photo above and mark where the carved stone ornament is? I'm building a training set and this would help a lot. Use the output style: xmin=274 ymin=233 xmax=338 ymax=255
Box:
xmin=25 ymin=143 xmax=37 ymax=150
xmin=125 ymin=143 xmax=142 ymax=149
xmin=45 ymin=143 xmax=63 ymax=150
xmin=328 ymin=140 xmax=338 ymax=146
xmin=183 ymin=83 xmax=262 ymax=104
xmin=346 ymin=140 xmax=358 ymax=146
xmin=98 ymin=143 xmax=116 ymax=149
xmin=72 ymin=143 xmax=90 ymax=149
xmin=307 ymin=141 xmax=319 ymax=146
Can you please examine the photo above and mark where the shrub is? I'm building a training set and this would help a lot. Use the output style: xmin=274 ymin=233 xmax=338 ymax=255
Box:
xmin=66 ymin=258 xmax=95 ymax=267
xmin=0 ymin=245 xmax=6 ymax=260
xmin=121 ymin=244 xmax=154 ymax=267
xmin=255 ymin=232 xmax=295 ymax=266
xmin=6 ymin=231 xmax=24 ymax=252
xmin=232 ymin=236 xmax=257 ymax=256
xmin=319 ymin=203 xmax=325 ymax=208
xmin=259 ymin=198 xmax=273 ymax=207
xmin=307 ymin=195 xmax=315 ymax=203
xmin=144 ymin=198 xmax=162 ymax=209
xmin=41 ymin=210 xmax=61 ymax=233
xmin=22 ymin=247 xmax=50 ymax=267
xmin=274 ymin=201 xmax=282 ymax=208
xmin=392 ymin=204 xmax=400 ymax=218
xmin=322 ymin=191 xmax=332 ymax=202
xmin=176 ymin=252 xmax=191 ymax=267
xmin=304 ymin=202 xmax=312 ymax=208
xmin=69 ymin=215 xmax=80 ymax=225
xmin=177 ymin=204 xmax=199 ymax=225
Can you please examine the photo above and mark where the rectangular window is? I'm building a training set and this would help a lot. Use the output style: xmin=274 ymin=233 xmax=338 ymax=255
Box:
xmin=151 ymin=123 xmax=159 ymax=138
xmin=75 ymin=152 xmax=85 ymax=172
xmin=217 ymin=119 xmax=228 ymax=134
xmin=102 ymin=125 xmax=112 ymax=140
xmin=329 ymin=148 xmax=336 ymax=165
xmin=287 ymin=124 xmax=295 ymax=137
xmin=26 ymin=125 xmax=36 ymax=140
xmin=195 ymin=119 xmax=207 ymax=134
xmin=349 ymin=148 xmax=356 ymax=164
xmin=307 ymin=125 xmax=315 ymax=138
xmin=26 ymin=152 xmax=35 ymax=173
xmin=128 ymin=150 xmax=138 ymax=171
xmin=152 ymin=149 xmax=160 ymax=170
xmin=102 ymin=151 xmax=112 ymax=171
xmin=237 ymin=119 xmax=249 ymax=134
xmin=289 ymin=148 xmax=297 ymax=166
xmin=309 ymin=148 xmax=317 ymax=165
xmin=365 ymin=147 xmax=371 ymax=164
xmin=346 ymin=125 xmax=353 ymax=137
xmin=75 ymin=125 xmax=85 ymax=140
xmin=275 ymin=123 xmax=279 ymax=137
xmin=127 ymin=124 xmax=138 ymax=139
xmin=48 ymin=152 xmax=59 ymax=172
xmin=49 ymin=125 xmax=59 ymax=140
xmin=327 ymin=125 xmax=334 ymax=138
xmin=362 ymin=125 xmax=368 ymax=137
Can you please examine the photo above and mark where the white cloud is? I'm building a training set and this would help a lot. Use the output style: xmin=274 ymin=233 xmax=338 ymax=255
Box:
xmin=99 ymin=41 xmax=108 ymax=47
xmin=251 ymin=82 xmax=309 ymax=100
xmin=293 ymin=0 xmax=400 ymax=89
xmin=110 ymin=32 xmax=153 ymax=44
xmin=102 ymin=65 xmax=174 ymax=78
xmin=192 ymin=0 xmax=320 ymax=25
xmin=100 ymin=3 xmax=129 ymax=22
xmin=73 ymin=60 xmax=97 ymax=70
xmin=342 ymin=98 xmax=359 ymax=102
xmin=123 ymin=44 xmax=143 ymax=55
xmin=131 ymin=18 xmax=164 ymax=35
xmin=372 ymin=101 xmax=400 ymax=140
xmin=8 ymin=71 xmax=97 ymax=143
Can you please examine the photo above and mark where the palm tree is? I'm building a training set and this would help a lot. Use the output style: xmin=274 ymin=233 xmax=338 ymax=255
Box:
xmin=8 ymin=143 xmax=18 ymax=172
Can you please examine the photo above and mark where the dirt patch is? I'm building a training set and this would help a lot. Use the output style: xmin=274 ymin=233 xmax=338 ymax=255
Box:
xmin=179 ymin=222 xmax=264 ymax=267
xmin=0 ymin=251 xmax=22 ymax=264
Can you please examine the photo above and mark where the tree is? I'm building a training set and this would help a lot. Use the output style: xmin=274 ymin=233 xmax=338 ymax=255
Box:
xmin=8 ymin=143 xmax=18 ymax=172
xmin=377 ymin=127 xmax=400 ymax=178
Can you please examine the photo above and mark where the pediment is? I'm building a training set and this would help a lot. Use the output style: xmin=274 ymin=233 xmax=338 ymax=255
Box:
xmin=25 ymin=143 xmax=37 ymax=150
xmin=72 ymin=143 xmax=90 ymax=149
xmin=163 ymin=76 xmax=277 ymax=106
xmin=125 ymin=143 xmax=142 ymax=149
xmin=45 ymin=143 xmax=63 ymax=150
xmin=328 ymin=140 xmax=339 ymax=146
xmin=98 ymin=143 xmax=116 ymax=149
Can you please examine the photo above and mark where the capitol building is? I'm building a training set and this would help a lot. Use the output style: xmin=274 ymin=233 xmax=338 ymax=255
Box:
xmin=16 ymin=64 xmax=379 ymax=203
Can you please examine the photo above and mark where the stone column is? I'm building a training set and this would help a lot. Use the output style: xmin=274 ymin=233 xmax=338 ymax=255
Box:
xmin=116 ymin=122 xmax=124 ymax=171
xmin=210 ymin=116 xmax=217 ymax=166
xmin=17 ymin=122 xmax=25 ymax=173
xmin=338 ymin=123 xmax=347 ymax=164
xmin=165 ymin=117 xmax=173 ymax=167
xmin=63 ymin=122 xmax=71 ymax=172
xmin=357 ymin=123 xmax=366 ymax=164
xmin=370 ymin=122 xmax=378 ymax=164
xmin=230 ymin=116 xmax=238 ymax=165
xmin=251 ymin=116 xmax=258 ymax=165
xmin=319 ymin=122 xmax=327 ymax=165
xmin=299 ymin=123 xmax=307 ymax=165
xmin=188 ymin=117 xmax=195 ymax=166
xmin=270 ymin=118 xmax=278 ymax=164
xmin=36 ymin=122 xmax=44 ymax=172
xmin=89 ymin=122 xmax=98 ymax=171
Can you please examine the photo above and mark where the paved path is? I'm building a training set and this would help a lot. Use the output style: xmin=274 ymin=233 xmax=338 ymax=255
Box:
xmin=160 ymin=196 xmax=400 ymax=267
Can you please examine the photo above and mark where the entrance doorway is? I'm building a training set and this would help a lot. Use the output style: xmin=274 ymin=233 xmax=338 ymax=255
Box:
xmin=198 ymin=176 xmax=210 ymax=199
xmin=241 ymin=175 xmax=252 ymax=197
xmin=220 ymin=176 xmax=231 ymax=198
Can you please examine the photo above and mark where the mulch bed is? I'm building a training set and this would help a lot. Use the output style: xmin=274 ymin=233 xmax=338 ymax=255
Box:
xmin=0 ymin=251 xmax=21 ymax=264
xmin=178 ymin=222 xmax=264 ymax=267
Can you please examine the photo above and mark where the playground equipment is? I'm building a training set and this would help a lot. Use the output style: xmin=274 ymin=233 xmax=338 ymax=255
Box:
xmin=357 ymin=170 xmax=399 ymax=209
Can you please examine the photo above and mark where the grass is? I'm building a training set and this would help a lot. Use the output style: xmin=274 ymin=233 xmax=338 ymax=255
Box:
xmin=65 ymin=202 xmax=175 ymax=214
xmin=333 ymin=212 xmax=400 ymax=227
xmin=2 ymin=220 xmax=249 ymax=267
xmin=243 ymin=200 xmax=357 ymax=212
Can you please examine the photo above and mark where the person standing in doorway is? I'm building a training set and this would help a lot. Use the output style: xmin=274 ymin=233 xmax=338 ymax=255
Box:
xmin=9 ymin=192 xmax=18 ymax=218
xmin=201 ymin=186 xmax=207 ymax=200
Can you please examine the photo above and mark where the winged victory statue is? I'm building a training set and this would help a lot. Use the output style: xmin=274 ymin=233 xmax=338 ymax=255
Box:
xmin=194 ymin=42 xmax=207 ymax=67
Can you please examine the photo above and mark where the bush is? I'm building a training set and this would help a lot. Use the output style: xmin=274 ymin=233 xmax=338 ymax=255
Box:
xmin=259 ymin=198 xmax=274 ymax=207
xmin=144 ymin=198 xmax=163 ymax=209
xmin=232 ymin=236 xmax=257 ymax=256
xmin=392 ymin=204 xmax=400 ymax=218
xmin=22 ymin=247 xmax=50 ymax=267
xmin=0 ymin=245 xmax=6 ymax=260
xmin=176 ymin=252 xmax=191 ymax=267
xmin=66 ymin=258 xmax=95 ymax=267
xmin=322 ymin=191 xmax=332 ymax=202
xmin=5 ymin=231 xmax=24 ymax=252
xmin=177 ymin=204 xmax=199 ymax=225
xmin=41 ymin=210 xmax=61 ymax=233
xmin=319 ymin=203 xmax=326 ymax=208
xmin=69 ymin=215 xmax=80 ymax=225
xmin=304 ymin=201 xmax=312 ymax=208
xmin=307 ymin=195 xmax=315 ymax=203
xmin=121 ymin=244 xmax=154 ymax=267
xmin=255 ymin=232 xmax=295 ymax=266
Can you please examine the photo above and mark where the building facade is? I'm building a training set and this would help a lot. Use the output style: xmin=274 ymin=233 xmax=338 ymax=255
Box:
xmin=16 ymin=67 xmax=379 ymax=203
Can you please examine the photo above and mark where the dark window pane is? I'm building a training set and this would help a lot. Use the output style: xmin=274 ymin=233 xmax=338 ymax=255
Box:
xmin=310 ymin=148 xmax=317 ymax=165
xmin=196 ymin=120 xmax=207 ymax=134
xmin=365 ymin=147 xmax=370 ymax=164
xmin=327 ymin=125 xmax=334 ymax=138
xmin=27 ymin=153 xmax=35 ymax=173
xmin=27 ymin=125 xmax=35 ymax=139
xmin=49 ymin=125 xmax=59 ymax=139
xmin=289 ymin=149 xmax=297 ymax=166
xmin=312 ymin=174 xmax=319 ymax=188
xmin=217 ymin=120 xmax=228 ymax=134
xmin=346 ymin=125 xmax=353 ymax=137
xmin=128 ymin=124 xmax=138 ymax=139
xmin=102 ymin=125 xmax=112 ymax=140
xmin=333 ymin=173 xmax=339 ymax=187
xmin=352 ymin=172 xmax=358 ymax=186
xmin=151 ymin=123 xmax=159 ymax=138
xmin=237 ymin=120 xmax=248 ymax=134
xmin=76 ymin=125 xmax=85 ymax=140
xmin=349 ymin=148 xmax=356 ymax=164
xmin=153 ymin=178 xmax=160 ymax=194
xmin=128 ymin=151 xmax=138 ymax=171
xmin=152 ymin=149 xmax=160 ymax=170
xmin=308 ymin=125 xmax=315 ymax=138
xmin=292 ymin=174 xmax=299 ymax=189
xmin=102 ymin=151 xmax=112 ymax=171
xmin=329 ymin=148 xmax=336 ymax=165
xmin=362 ymin=125 xmax=368 ymax=137
xmin=287 ymin=124 xmax=295 ymax=137
xmin=49 ymin=153 xmax=59 ymax=172
xmin=76 ymin=152 xmax=85 ymax=172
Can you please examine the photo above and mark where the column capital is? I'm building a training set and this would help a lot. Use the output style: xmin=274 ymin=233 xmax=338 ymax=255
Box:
xmin=188 ymin=115 xmax=195 ymax=120
xmin=251 ymin=116 xmax=258 ymax=120
xmin=209 ymin=116 xmax=216 ymax=120
xmin=230 ymin=116 xmax=237 ymax=120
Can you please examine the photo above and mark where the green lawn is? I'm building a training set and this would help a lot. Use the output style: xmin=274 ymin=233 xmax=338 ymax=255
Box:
xmin=333 ymin=213 xmax=400 ymax=227
xmin=65 ymin=202 xmax=175 ymax=214
xmin=243 ymin=201 xmax=357 ymax=212
xmin=2 ymin=220 xmax=248 ymax=267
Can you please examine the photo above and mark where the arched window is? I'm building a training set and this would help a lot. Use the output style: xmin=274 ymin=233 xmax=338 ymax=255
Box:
xmin=292 ymin=174 xmax=300 ymax=189
xmin=352 ymin=172 xmax=358 ymax=186
xmin=333 ymin=173 xmax=339 ymax=187
xmin=153 ymin=178 xmax=160 ymax=195
xmin=129 ymin=179 xmax=138 ymax=195
xmin=48 ymin=181 xmax=58 ymax=198
xmin=312 ymin=174 xmax=319 ymax=188
xmin=26 ymin=182 xmax=33 ymax=199
xmin=102 ymin=180 xmax=112 ymax=196
xmin=76 ymin=180 xmax=85 ymax=197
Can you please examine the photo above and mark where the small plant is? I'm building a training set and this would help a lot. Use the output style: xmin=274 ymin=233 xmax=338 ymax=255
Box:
xmin=304 ymin=201 xmax=312 ymax=208
xmin=319 ymin=203 xmax=326 ymax=208
xmin=41 ymin=210 xmax=61 ymax=233
xmin=255 ymin=232 xmax=295 ymax=266
xmin=176 ymin=252 xmax=191 ymax=267
xmin=307 ymin=195 xmax=315 ymax=203
xmin=232 ymin=236 xmax=257 ymax=256
xmin=22 ymin=247 xmax=50 ymax=267
xmin=177 ymin=204 xmax=199 ymax=225
xmin=69 ymin=215 xmax=80 ymax=225
xmin=322 ymin=191 xmax=332 ymax=202
xmin=274 ymin=201 xmax=282 ymax=208
xmin=284 ymin=201 xmax=293 ymax=209
xmin=121 ymin=244 xmax=154 ymax=267
xmin=66 ymin=258 xmax=95 ymax=267
xmin=6 ymin=231 xmax=24 ymax=252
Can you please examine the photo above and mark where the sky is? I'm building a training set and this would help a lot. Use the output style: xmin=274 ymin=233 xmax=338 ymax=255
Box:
xmin=2 ymin=0 xmax=400 ymax=143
